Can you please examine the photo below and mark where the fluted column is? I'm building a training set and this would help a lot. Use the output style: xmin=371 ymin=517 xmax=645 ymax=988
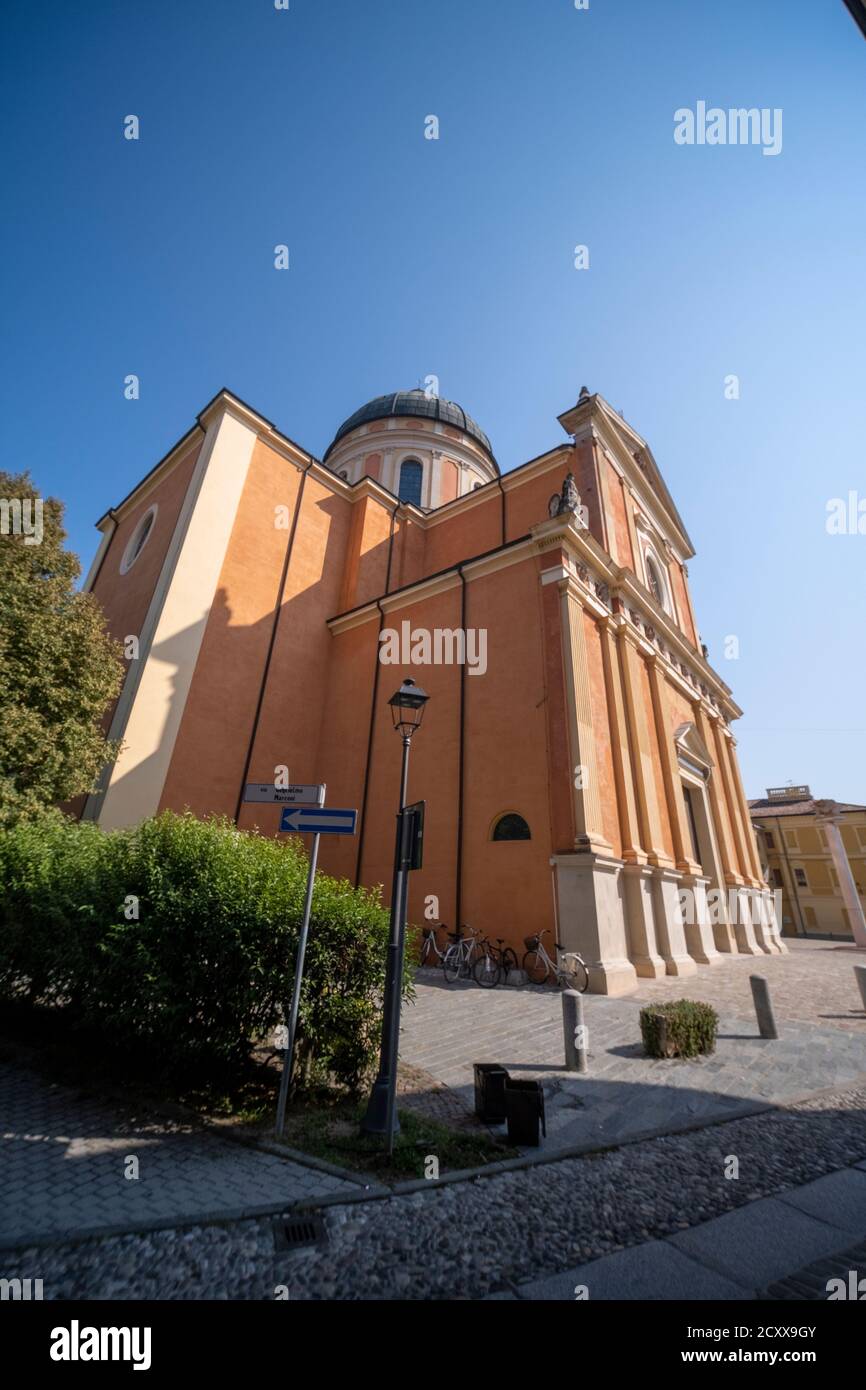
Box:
xmin=719 ymin=728 xmax=762 ymax=886
xmin=646 ymin=657 xmax=702 ymax=875
xmin=617 ymin=627 xmax=673 ymax=868
xmin=693 ymin=704 xmax=738 ymax=952
xmin=599 ymin=616 xmax=644 ymax=863
xmin=710 ymin=719 xmax=750 ymax=884
xmin=725 ymin=731 xmax=764 ymax=884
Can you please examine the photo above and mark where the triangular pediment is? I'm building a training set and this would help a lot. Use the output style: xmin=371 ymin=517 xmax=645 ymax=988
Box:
xmin=674 ymin=722 xmax=714 ymax=772
xmin=557 ymin=391 xmax=695 ymax=558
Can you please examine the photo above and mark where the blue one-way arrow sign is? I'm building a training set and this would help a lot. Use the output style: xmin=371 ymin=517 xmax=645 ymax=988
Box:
xmin=279 ymin=806 xmax=357 ymax=835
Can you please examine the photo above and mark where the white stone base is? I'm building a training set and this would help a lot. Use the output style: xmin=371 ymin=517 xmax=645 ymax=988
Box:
xmin=651 ymin=867 xmax=698 ymax=977
xmin=679 ymin=874 xmax=723 ymax=966
xmin=552 ymin=856 xmax=791 ymax=996
xmin=621 ymin=863 xmax=666 ymax=978
xmin=552 ymin=852 xmax=637 ymax=996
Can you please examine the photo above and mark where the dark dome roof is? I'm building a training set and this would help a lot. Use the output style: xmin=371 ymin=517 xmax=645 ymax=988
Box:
xmin=324 ymin=390 xmax=496 ymax=466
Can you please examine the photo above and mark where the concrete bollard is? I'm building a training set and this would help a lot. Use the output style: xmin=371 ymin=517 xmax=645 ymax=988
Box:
xmin=750 ymin=974 xmax=778 ymax=1039
xmin=562 ymin=989 xmax=588 ymax=1073
xmin=855 ymin=965 xmax=866 ymax=1014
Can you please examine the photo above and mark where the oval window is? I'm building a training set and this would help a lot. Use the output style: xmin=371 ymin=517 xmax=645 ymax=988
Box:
xmin=119 ymin=505 xmax=157 ymax=575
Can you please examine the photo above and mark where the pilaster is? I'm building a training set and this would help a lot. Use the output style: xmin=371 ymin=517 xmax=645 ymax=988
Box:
xmin=559 ymin=580 xmax=611 ymax=853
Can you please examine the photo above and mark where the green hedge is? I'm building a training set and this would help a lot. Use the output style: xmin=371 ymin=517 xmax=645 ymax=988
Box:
xmin=640 ymin=999 xmax=718 ymax=1059
xmin=0 ymin=810 xmax=408 ymax=1088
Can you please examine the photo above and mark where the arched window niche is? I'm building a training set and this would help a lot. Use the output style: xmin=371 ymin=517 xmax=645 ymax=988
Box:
xmin=642 ymin=544 xmax=673 ymax=617
xmin=491 ymin=812 xmax=531 ymax=842
xmin=398 ymin=458 xmax=423 ymax=507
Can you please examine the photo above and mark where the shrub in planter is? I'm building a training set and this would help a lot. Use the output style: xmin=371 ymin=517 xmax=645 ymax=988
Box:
xmin=640 ymin=999 xmax=718 ymax=1059
xmin=0 ymin=810 xmax=409 ymax=1089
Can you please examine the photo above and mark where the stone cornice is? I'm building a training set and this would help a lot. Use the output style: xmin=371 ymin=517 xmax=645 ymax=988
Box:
xmin=327 ymin=536 xmax=537 ymax=634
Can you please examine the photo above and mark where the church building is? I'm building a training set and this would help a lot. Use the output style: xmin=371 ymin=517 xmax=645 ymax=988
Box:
xmin=81 ymin=385 xmax=783 ymax=993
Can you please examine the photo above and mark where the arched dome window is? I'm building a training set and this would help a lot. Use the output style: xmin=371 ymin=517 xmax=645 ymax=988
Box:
xmin=491 ymin=813 xmax=531 ymax=842
xmin=398 ymin=459 xmax=423 ymax=507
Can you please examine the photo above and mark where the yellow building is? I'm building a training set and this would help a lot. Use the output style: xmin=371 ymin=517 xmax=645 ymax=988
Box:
xmin=750 ymin=787 xmax=866 ymax=944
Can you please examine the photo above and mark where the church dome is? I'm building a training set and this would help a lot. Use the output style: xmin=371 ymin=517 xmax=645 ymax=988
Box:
xmin=324 ymin=389 xmax=496 ymax=467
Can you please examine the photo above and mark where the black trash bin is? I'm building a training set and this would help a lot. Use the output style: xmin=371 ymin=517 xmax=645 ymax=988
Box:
xmin=473 ymin=1063 xmax=510 ymax=1122
xmin=505 ymin=1078 xmax=546 ymax=1146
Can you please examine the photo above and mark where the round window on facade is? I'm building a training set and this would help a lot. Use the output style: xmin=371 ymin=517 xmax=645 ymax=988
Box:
xmin=491 ymin=813 xmax=531 ymax=842
xmin=119 ymin=505 xmax=158 ymax=575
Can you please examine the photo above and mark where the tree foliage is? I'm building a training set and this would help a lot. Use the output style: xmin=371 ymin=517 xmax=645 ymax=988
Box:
xmin=0 ymin=471 xmax=123 ymax=826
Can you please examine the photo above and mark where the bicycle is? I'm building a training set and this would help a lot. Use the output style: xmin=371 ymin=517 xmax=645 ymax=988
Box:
xmin=442 ymin=926 xmax=482 ymax=983
xmin=472 ymin=935 xmax=520 ymax=989
xmin=521 ymin=929 xmax=589 ymax=991
xmin=420 ymin=923 xmax=449 ymax=968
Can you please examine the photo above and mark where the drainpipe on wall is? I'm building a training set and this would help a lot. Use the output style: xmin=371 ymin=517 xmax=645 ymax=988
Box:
xmin=495 ymin=475 xmax=507 ymax=547
xmin=455 ymin=564 xmax=467 ymax=929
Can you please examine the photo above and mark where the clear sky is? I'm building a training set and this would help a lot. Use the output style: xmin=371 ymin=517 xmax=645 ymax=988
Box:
xmin=2 ymin=0 xmax=864 ymax=801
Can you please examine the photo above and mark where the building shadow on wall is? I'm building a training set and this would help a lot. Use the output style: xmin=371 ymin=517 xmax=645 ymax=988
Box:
xmin=92 ymin=487 xmax=397 ymax=829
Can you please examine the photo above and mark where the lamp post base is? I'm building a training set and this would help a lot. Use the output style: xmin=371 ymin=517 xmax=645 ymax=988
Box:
xmin=360 ymin=1075 xmax=401 ymax=1137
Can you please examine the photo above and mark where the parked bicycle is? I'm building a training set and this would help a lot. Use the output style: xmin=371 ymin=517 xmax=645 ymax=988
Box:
xmin=442 ymin=925 xmax=482 ymax=983
xmin=420 ymin=923 xmax=449 ymax=968
xmin=522 ymin=929 xmax=589 ymax=991
xmin=473 ymin=935 xmax=520 ymax=989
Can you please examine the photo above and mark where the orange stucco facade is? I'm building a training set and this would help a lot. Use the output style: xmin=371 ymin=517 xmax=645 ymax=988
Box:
xmin=81 ymin=386 xmax=785 ymax=993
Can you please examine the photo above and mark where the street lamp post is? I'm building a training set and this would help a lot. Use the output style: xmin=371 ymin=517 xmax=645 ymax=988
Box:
xmin=361 ymin=677 xmax=429 ymax=1152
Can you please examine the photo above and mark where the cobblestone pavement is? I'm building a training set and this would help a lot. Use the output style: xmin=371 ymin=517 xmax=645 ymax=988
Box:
xmin=399 ymin=959 xmax=866 ymax=1154
xmin=5 ymin=1082 xmax=866 ymax=1299
xmin=0 ymin=1063 xmax=360 ymax=1250
xmin=632 ymin=937 xmax=866 ymax=1032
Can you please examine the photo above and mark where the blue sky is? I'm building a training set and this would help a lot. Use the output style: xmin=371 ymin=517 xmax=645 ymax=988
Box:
xmin=2 ymin=0 xmax=864 ymax=800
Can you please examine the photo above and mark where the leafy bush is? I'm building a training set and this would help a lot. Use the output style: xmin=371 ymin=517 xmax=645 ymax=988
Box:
xmin=640 ymin=999 xmax=718 ymax=1059
xmin=0 ymin=810 xmax=406 ymax=1089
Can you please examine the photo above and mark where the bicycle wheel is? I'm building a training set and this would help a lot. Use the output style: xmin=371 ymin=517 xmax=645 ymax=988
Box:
xmin=566 ymin=957 xmax=589 ymax=993
xmin=501 ymin=948 xmax=519 ymax=978
xmin=473 ymin=953 xmax=502 ymax=989
xmin=522 ymin=950 xmax=549 ymax=985
xmin=442 ymin=946 xmax=462 ymax=983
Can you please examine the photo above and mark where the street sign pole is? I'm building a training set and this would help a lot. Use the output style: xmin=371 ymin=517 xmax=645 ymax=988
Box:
xmin=361 ymin=735 xmax=412 ymax=1152
xmin=275 ymin=784 xmax=325 ymax=1138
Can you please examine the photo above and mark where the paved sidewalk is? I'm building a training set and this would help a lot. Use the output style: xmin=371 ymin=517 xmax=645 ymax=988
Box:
xmin=0 ymin=1062 xmax=359 ymax=1250
xmin=631 ymin=937 xmax=866 ymax=1033
xmin=401 ymin=966 xmax=866 ymax=1154
xmin=495 ymin=1163 xmax=866 ymax=1300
